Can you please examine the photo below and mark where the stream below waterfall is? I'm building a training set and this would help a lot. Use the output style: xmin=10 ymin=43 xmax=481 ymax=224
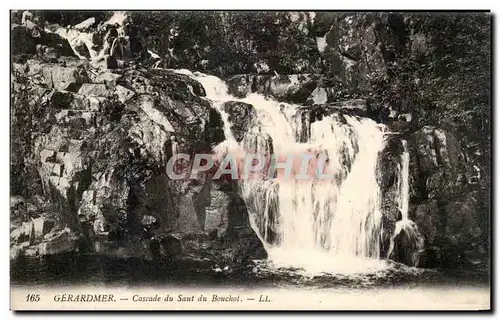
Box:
xmin=11 ymin=251 xmax=489 ymax=290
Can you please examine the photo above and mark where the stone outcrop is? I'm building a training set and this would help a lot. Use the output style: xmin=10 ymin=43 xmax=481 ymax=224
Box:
xmin=10 ymin=54 xmax=265 ymax=267
xmin=398 ymin=126 xmax=487 ymax=268
xmin=375 ymin=123 xmax=488 ymax=268
xmin=11 ymin=14 xmax=75 ymax=58
xmin=227 ymin=74 xmax=318 ymax=103
xmin=221 ymin=101 xmax=256 ymax=142
xmin=315 ymin=13 xmax=403 ymax=95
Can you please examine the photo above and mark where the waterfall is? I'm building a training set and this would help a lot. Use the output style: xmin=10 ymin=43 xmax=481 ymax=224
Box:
xmin=180 ymin=70 xmax=389 ymax=274
xmin=398 ymin=140 xmax=411 ymax=219
xmin=387 ymin=140 xmax=425 ymax=266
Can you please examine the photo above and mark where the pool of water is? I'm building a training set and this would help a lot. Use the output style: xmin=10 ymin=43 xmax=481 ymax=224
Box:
xmin=10 ymin=252 xmax=490 ymax=290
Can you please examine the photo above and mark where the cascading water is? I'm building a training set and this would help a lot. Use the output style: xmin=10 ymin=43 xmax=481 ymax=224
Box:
xmin=387 ymin=140 xmax=425 ymax=266
xmin=179 ymin=70 xmax=390 ymax=274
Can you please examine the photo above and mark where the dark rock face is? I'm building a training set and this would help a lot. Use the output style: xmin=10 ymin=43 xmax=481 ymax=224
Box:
xmin=318 ymin=13 xmax=402 ymax=95
xmin=11 ymin=24 xmax=38 ymax=55
xmin=376 ymin=124 xmax=488 ymax=268
xmin=411 ymin=200 xmax=439 ymax=246
xmin=221 ymin=101 xmax=256 ymax=142
xmin=403 ymin=126 xmax=487 ymax=268
xmin=147 ymin=181 xmax=267 ymax=265
xmin=378 ymin=136 xmax=403 ymax=257
xmin=227 ymin=74 xmax=318 ymax=103
xmin=10 ymin=56 xmax=264 ymax=267
xmin=11 ymin=20 xmax=75 ymax=58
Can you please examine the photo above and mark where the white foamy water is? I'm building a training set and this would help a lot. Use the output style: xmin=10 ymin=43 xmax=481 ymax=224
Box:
xmin=178 ymin=70 xmax=390 ymax=275
xmin=387 ymin=140 xmax=425 ymax=266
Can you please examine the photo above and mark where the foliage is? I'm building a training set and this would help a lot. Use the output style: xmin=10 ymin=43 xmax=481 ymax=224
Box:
xmin=130 ymin=11 xmax=321 ymax=76
xmin=369 ymin=13 xmax=490 ymax=175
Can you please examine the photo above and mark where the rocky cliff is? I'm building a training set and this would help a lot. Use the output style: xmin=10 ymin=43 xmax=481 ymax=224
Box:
xmin=10 ymin=11 xmax=490 ymax=270
xmin=10 ymin=18 xmax=266 ymax=267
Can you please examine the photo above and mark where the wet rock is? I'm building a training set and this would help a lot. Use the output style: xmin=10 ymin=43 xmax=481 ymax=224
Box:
xmin=150 ymin=234 xmax=183 ymax=261
xmin=73 ymin=40 xmax=91 ymax=59
xmin=225 ymin=227 xmax=267 ymax=264
xmin=42 ymin=66 xmax=88 ymax=91
xmin=255 ymin=74 xmax=319 ymax=103
xmin=38 ymin=228 xmax=77 ymax=256
xmin=115 ymin=85 xmax=135 ymax=103
xmin=412 ymin=126 xmax=465 ymax=199
xmin=32 ymin=217 xmax=55 ymax=240
xmin=324 ymin=99 xmax=367 ymax=114
xmin=141 ymin=215 xmax=158 ymax=227
xmin=307 ymin=87 xmax=328 ymax=105
xmin=226 ymin=74 xmax=254 ymax=98
xmin=411 ymin=199 xmax=439 ymax=245
xmin=73 ymin=17 xmax=96 ymax=31
xmin=377 ymin=135 xmax=402 ymax=190
xmin=78 ymin=83 xmax=110 ymax=97
xmin=11 ymin=24 xmax=37 ymax=55
xmin=388 ymin=221 xmax=425 ymax=267
xmin=221 ymin=101 xmax=256 ymax=142
xmin=226 ymin=74 xmax=318 ymax=103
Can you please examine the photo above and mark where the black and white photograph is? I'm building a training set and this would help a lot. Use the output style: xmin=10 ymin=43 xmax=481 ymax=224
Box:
xmin=9 ymin=10 xmax=491 ymax=310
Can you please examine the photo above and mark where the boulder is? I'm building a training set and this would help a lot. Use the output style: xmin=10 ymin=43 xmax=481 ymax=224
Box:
xmin=412 ymin=126 xmax=465 ymax=199
xmin=224 ymin=227 xmax=267 ymax=264
xmin=11 ymin=24 xmax=37 ymax=55
xmin=205 ymin=190 xmax=231 ymax=237
xmin=150 ymin=234 xmax=183 ymax=261
xmin=307 ymin=87 xmax=328 ymax=105
xmin=410 ymin=199 xmax=439 ymax=245
xmin=115 ymin=85 xmax=135 ymax=103
xmin=93 ymin=72 xmax=122 ymax=86
xmin=32 ymin=217 xmax=55 ymax=240
xmin=38 ymin=228 xmax=76 ymax=256
xmin=42 ymin=66 xmax=88 ymax=91
xmin=73 ymin=17 xmax=96 ymax=31
xmin=255 ymin=74 xmax=318 ymax=103
xmin=39 ymin=32 xmax=76 ymax=57
xmin=221 ymin=101 xmax=256 ymax=142
xmin=388 ymin=221 xmax=425 ymax=267
xmin=226 ymin=74 xmax=319 ymax=103
xmin=11 ymin=217 xmax=55 ymax=244
xmin=226 ymin=74 xmax=254 ymax=98
xmin=77 ymin=83 xmax=110 ymax=97
xmin=73 ymin=40 xmax=91 ymax=59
